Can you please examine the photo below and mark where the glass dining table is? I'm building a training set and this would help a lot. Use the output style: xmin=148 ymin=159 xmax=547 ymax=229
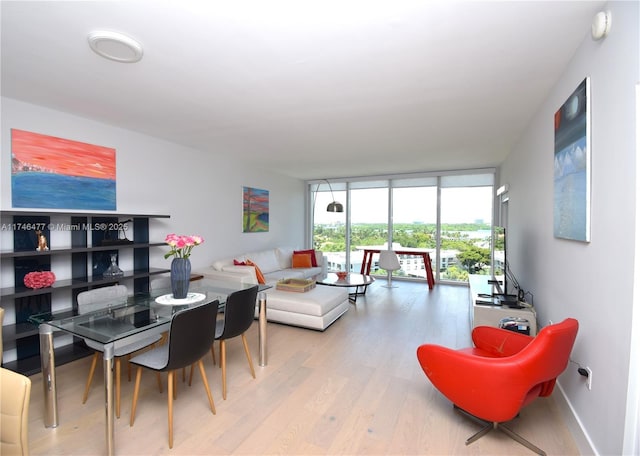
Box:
xmin=28 ymin=278 xmax=269 ymax=456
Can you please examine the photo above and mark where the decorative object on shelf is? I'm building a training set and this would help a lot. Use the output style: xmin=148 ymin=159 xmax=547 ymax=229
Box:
xmin=164 ymin=233 xmax=204 ymax=299
xmin=35 ymin=229 xmax=49 ymax=251
xmin=23 ymin=271 xmax=56 ymax=289
xmin=103 ymin=252 xmax=124 ymax=278
xmin=242 ymin=186 xmax=269 ymax=232
xmin=101 ymin=218 xmax=134 ymax=246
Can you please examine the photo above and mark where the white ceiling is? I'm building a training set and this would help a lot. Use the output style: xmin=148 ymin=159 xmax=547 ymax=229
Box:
xmin=1 ymin=0 xmax=605 ymax=180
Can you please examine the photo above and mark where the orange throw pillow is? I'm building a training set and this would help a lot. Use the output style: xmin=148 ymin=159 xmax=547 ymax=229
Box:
xmin=245 ymin=259 xmax=266 ymax=284
xmin=292 ymin=252 xmax=313 ymax=268
xmin=294 ymin=249 xmax=318 ymax=267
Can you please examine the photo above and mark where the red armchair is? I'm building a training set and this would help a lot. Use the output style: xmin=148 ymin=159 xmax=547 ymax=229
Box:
xmin=416 ymin=318 xmax=578 ymax=455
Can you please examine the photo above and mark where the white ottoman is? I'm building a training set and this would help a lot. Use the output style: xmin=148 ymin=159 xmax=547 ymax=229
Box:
xmin=255 ymin=285 xmax=349 ymax=331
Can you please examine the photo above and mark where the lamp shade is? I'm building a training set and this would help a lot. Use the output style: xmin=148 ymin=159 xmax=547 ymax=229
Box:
xmin=327 ymin=201 xmax=344 ymax=213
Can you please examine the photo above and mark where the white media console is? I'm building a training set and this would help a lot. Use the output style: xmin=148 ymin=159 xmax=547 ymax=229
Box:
xmin=468 ymin=274 xmax=538 ymax=336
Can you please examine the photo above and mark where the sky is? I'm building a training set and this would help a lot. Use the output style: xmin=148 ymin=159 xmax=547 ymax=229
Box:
xmin=314 ymin=186 xmax=493 ymax=225
xmin=11 ymin=129 xmax=116 ymax=180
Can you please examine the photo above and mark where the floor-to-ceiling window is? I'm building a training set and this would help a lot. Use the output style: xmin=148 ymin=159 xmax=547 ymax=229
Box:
xmin=349 ymin=181 xmax=389 ymax=275
xmin=439 ymin=174 xmax=494 ymax=283
xmin=390 ymin=177 xmax=438 ymax=280
xmin=309 ymin=170 xmax=494 ymax=284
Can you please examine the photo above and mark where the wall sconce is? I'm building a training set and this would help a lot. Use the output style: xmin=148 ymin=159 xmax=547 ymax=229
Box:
xmin=325 ymin=179 xmax=344 ymax=213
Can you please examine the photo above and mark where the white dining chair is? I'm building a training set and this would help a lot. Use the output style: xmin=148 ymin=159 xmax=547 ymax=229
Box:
xmin=78 ymin=285 xmax=162 ymax=418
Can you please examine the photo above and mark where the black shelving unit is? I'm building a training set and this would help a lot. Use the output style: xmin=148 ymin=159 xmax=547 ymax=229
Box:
xmin=0 ymin=211 xmax=170 ymax=375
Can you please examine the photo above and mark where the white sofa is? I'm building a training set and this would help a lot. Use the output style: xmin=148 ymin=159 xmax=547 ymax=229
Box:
xmin=202 ymin=247 xmax=327 ymax=285
xmin=198 ymin=247 xmax=349 ymax=331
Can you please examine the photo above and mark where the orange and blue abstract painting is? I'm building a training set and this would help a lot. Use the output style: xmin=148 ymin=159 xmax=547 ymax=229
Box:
xmin=11 ymin=129 xmax=116 ymax=210
xmin=243 ymin=186 xmax=269 ymax=232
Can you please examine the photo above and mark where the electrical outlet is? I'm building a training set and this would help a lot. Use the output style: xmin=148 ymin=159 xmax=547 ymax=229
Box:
xmin=586 ymin=367 xmax=593 ymax=390
xmin=548 ymin=320 xmax=553 ymax=326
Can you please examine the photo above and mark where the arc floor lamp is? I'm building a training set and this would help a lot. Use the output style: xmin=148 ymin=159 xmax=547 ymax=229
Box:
xmin=325 ymin=180 xmax=344 ymax=213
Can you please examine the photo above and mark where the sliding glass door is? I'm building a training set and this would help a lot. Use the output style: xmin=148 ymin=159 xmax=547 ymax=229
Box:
xmin=349 ymin=181 xmax=388 ymax=276
xmin=390 ymin=178 xmax=438 ymax=280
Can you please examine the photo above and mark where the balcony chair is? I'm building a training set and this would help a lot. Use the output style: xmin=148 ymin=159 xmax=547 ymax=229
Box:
xmin=78 ymin=285 xmax=163 ymax=418
xmin=129 ymin=299 xmax=219 ymax=449
xmin=211 ymin=285 xmax=259 ymax=400
xmin=378 ymin=250 xmax=401 ymax=287
xmin=0 ymin=367 xmax=31 ymax=456
xmin=416 ymin=318 xmax=579 ymax=456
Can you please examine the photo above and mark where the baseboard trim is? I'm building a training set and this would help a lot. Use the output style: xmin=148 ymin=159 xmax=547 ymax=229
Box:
xmin=553 ymin=382 xmax=599 ymax=455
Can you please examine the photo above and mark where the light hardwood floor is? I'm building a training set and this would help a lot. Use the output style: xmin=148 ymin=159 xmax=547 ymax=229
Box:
xmin=27 ymin=280 xmax=580 ymax=455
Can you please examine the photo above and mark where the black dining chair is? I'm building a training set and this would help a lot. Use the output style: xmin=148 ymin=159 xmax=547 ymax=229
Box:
xmin=213 ymin=285 xmax=259 ymax=400
xmin=77 ymin=285 xmax=163 ymax=418
xmin=129 ymin=299 xmax=219 ymax=449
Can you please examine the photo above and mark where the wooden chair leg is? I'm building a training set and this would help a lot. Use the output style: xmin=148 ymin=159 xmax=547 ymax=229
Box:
xmin=156 ymin=372 xmax=163 ymax=393
xmin=127 ymin=354 xmax=132 ymax=381
xmin=130 ymin=367 xmax=143 ymax=426
xmin=241 ymin=333 xmax=256 ymax=378
xmin=82 ymin=352 xmax=100 ymax=404
xmin=221 ymin=340 xmax=227 ymax=400
xmin=115 ymin=358 xmax=121 ymax=418
xmin=197 ymin=359 xmax=216 ymax=414
xmin=173 ymin=371 xmax=178 ymax=400
xmin=188 ymin=363 xmax=195 ymax=386
xmin=210 ymin=342 xmax=217 ymax=365
xmin=168 ymin=370 xmax=174 ymax=449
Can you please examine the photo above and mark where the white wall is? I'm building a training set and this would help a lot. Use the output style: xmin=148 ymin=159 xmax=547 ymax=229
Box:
xmin=1 ymin=97 xmax=306 ymax=272
xmin=500 ymin=2 xmax=639 ymax=455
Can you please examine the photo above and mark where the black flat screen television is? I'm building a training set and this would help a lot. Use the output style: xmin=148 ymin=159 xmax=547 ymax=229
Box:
xmin=491 ymin=226 xmax=518 ymax=304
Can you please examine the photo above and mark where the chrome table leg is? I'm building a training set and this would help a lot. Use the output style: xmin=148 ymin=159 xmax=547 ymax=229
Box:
xmin=258 ymin=291 xmax=267 ymax=366
xmin=103 ymin=343 xmax=115 ymax=456
xmin=39 ymin=323 xmax=58 ymax=428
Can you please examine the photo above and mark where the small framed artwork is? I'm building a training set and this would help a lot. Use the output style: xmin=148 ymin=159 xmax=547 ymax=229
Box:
xmin=11 ymin=129 xmax=116 ymax=210
xmin=243 ymin=186 xmax=269 ymax=232
xmin=553 ymin=77 xmax=591 ymax=242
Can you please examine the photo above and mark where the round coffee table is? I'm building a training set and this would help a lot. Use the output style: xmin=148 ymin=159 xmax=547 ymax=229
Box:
xmin=316 ymin=273 xmax=375 ymax=303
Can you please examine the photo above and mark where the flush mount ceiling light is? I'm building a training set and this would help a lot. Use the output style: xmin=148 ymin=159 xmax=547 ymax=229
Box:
xmin=88 ymin=30 xmax=143 ymax=63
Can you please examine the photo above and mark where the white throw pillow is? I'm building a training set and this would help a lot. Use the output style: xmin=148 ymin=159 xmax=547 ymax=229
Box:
xmin=244 ymin=249 xmax=281 ymax=274
xmin=212 ymin=257 xmax=234 ymax=271
xmin=276 ymin=247 xmax=295 ymax=269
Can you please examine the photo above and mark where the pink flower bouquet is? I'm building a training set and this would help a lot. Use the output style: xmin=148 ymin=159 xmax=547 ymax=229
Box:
xmin=164 ymin=234 xmax=204 ymax=259
xmin=24 ymin=271 xmax=56 ymax=289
